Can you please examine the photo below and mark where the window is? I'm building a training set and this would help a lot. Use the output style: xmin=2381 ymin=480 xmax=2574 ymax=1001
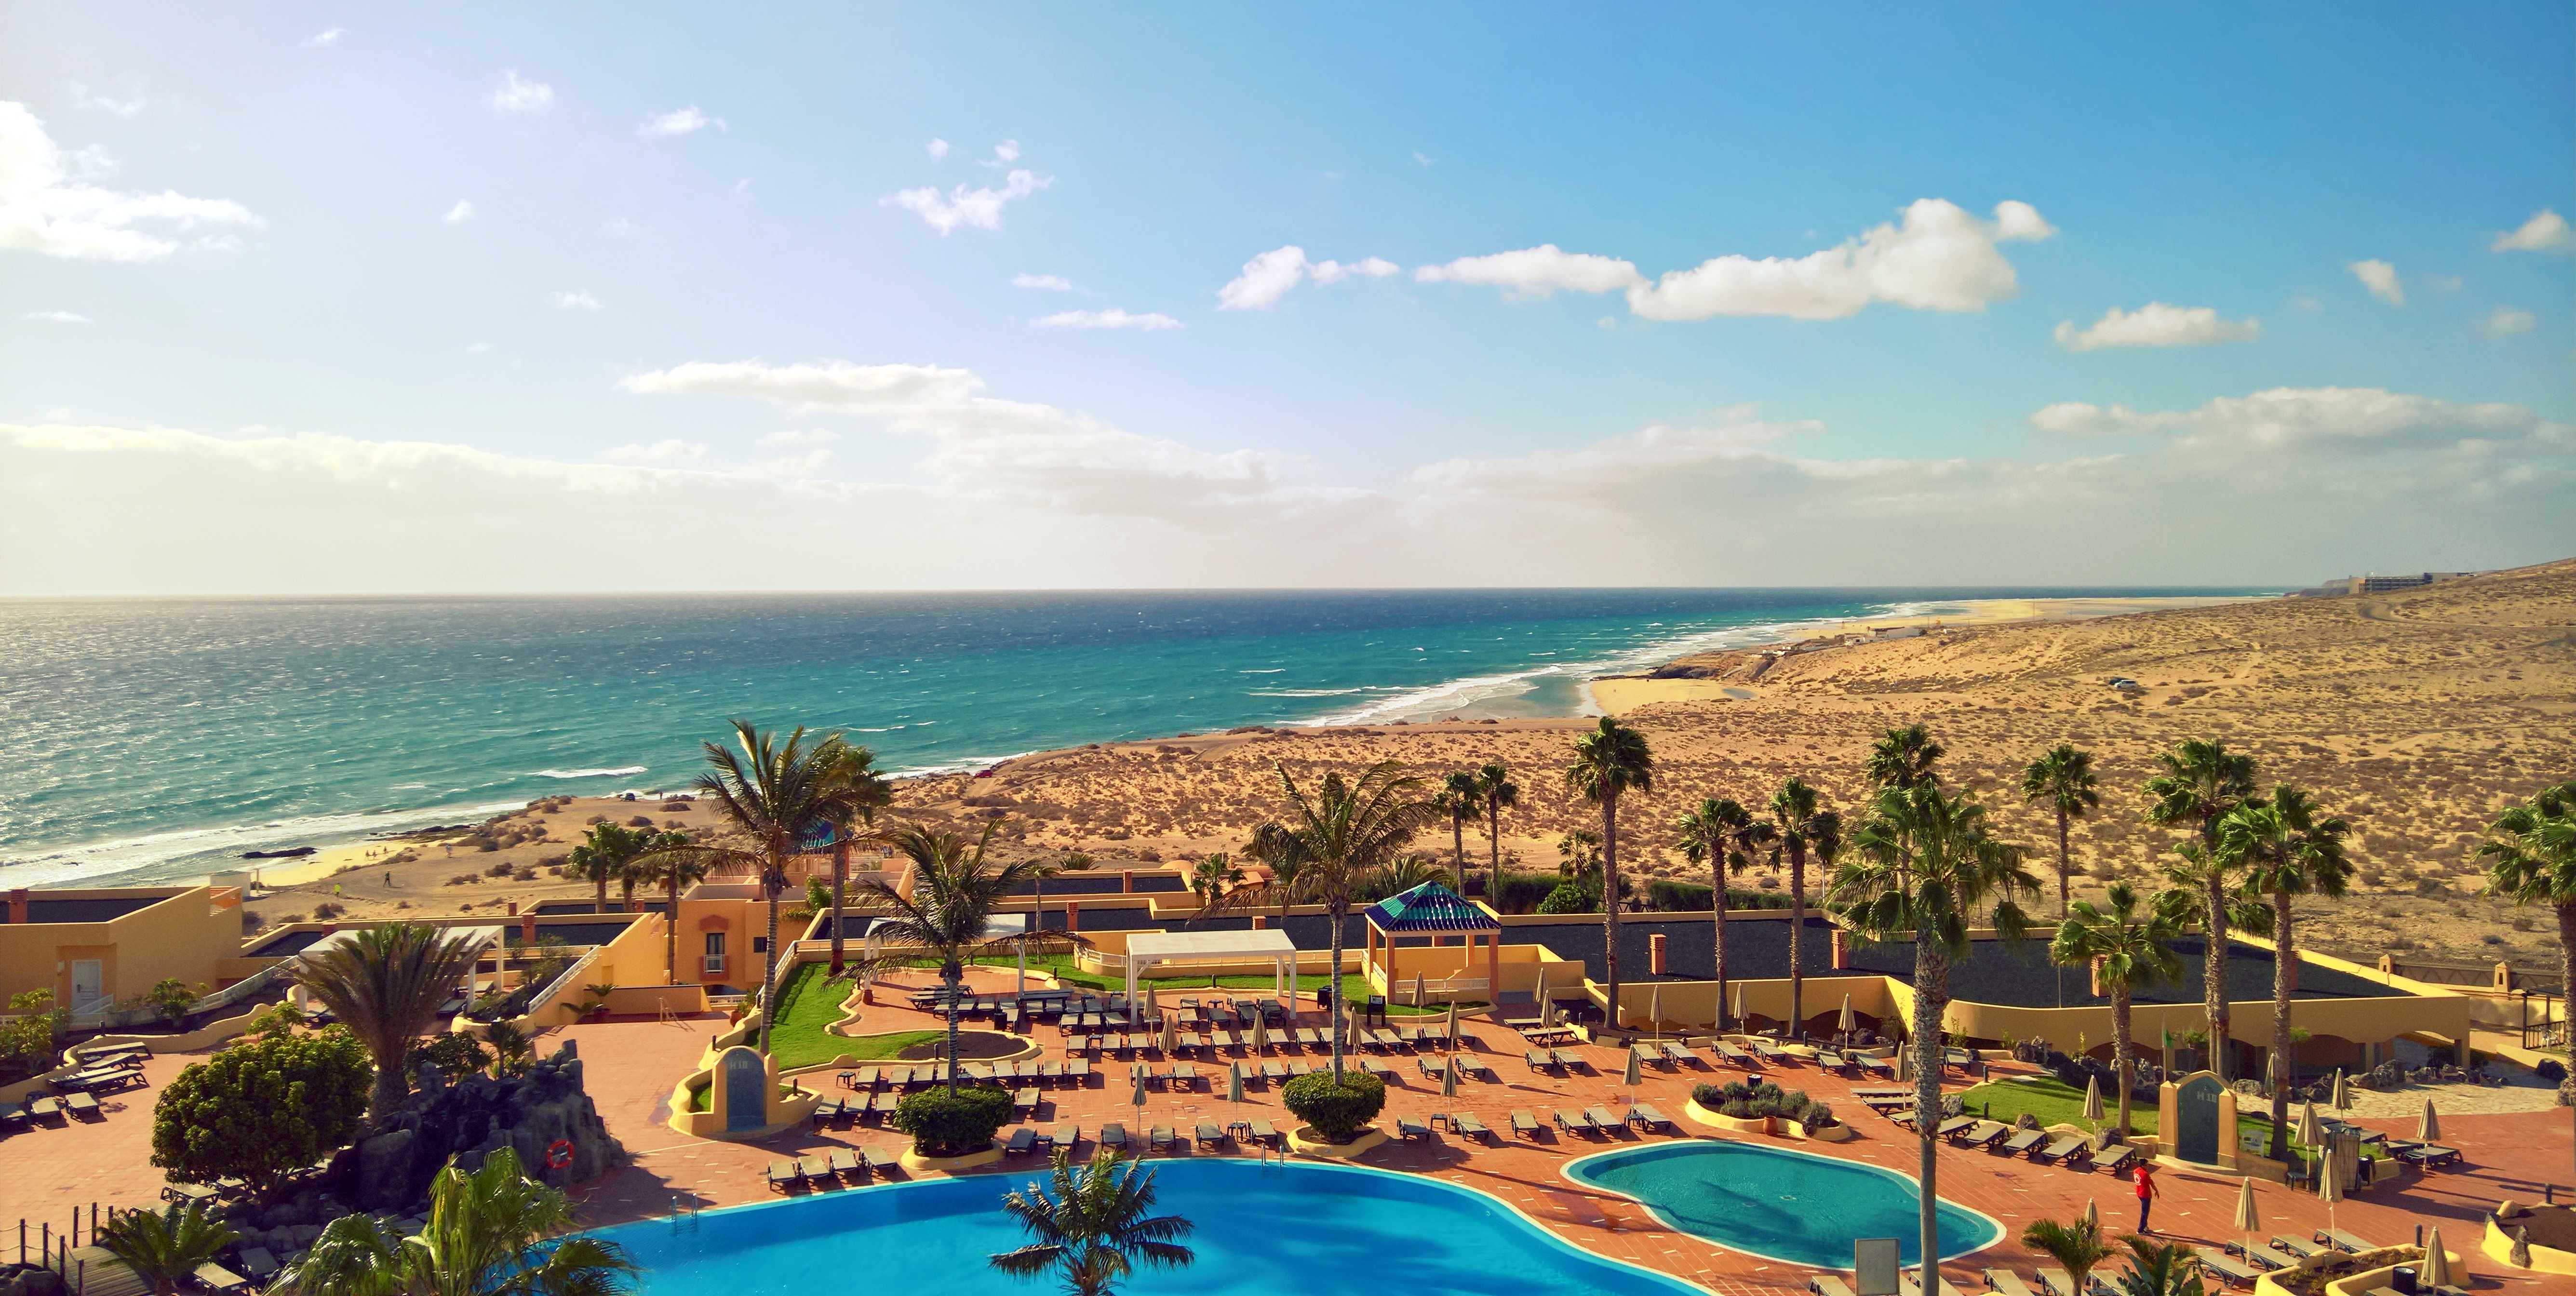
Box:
xmin=702 ymin=931 xmax=726 ymax=975
xmin=752 ymin=936 xmax=769 ymax=954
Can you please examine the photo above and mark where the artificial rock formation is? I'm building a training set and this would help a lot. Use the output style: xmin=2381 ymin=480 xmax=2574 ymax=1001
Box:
xmin=330 ymin=1039 xmax=625 ymax=1213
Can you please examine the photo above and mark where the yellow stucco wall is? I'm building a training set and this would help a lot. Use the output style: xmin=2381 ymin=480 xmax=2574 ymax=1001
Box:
xmin=0 ymin=887 xmax=245 ymax=1011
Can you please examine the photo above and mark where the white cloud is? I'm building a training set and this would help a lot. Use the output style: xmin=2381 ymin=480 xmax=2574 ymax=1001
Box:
xmin=1309 ymin=255 xmax=1400 ymax=284
xmin=1625 ymin=200 xmax=2049 ymax=321
xmin=464 ymin=342 xmax=491 ymax=353
xmin=25 ymin=310 xmax=90 ymax=323
xmin=1033 ymin=308 xmax=1183 ymax=331
xmin=605 ymin=438 xmax=706 ymax=464
xmin=1413 ymin=151 xmax=1435 ymax=166
xmin=757 ymin=428 xmax=841 ymax=448
xmin=549 ymin=290 xmax=603 ymax=311
xmin=1415 ymin=244 xmax=1642 ymax=298
xmin=2026 ymin=387 xmax=2556 ymax=456
xmin=1013 ymin=273 xmax=1074 ymax=291
xmin=2478 ymin=306 xmax=2536 ymax=338
xmin=2053 ymin=302 xmax=2261 ymax=352
xmin=488 ymin=70 xmax=553 ymax=114
xmin=603 ymin=217 xmax=636 ymax=237
xmin=639 ymin=106 xmax=724 ymax=138
xmin=879 ymin=168 xmax=1050 ymax=235
xmin=2490 ymin=209 xmax=2573 ymax=254
xmin=981 ymin=140 xmax=1020 ymax=168
xmin=1215 ymin=247 xmax=1405 ymax=310
xmin=443 ymin=199 xmax=474 ymax=225
xmin=67 ymin=81 xmax=148 ymax=117
xmin=2347 ymin=259 xmax=2404 ymax=306
xmin=300 ymin=28 xmax=345 ymax=48
xmin=0 ymin=102 xmax=263 ymax=262
xmin=926 ymin=138 xmax=950 ymax=161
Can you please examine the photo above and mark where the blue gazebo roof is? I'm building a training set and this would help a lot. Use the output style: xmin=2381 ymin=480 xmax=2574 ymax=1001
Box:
xmin=1365 ymin=882 xmax=1499 ymax=933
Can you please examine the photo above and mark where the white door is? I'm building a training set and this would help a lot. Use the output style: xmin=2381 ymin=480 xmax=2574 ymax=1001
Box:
xmin=69 ymin=960 xmax=104 ymax=1008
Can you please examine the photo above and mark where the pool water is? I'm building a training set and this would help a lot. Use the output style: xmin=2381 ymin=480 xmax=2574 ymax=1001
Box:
xmin=598 ymin=1158 xmax=1704 ymax=1295
xmin=1563 ymin=1141 xmax=2002 ymax=1269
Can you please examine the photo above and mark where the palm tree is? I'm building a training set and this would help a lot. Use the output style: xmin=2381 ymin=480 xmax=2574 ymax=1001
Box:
xmin=823 ymin=744 xmax=893 ymax=975
xmin=2481 ymin=778 xmax=2576 ymax=1188
xmin=1767 ymin=777 xmax=1835 ymax=1041
xmin=1435 ymin=770 xmax=1483 ymax=884
xmin=1188 ymin=853 xmax=1244 ymax=909
xmin=1867 ymin=722 xmax=1945 ymax=791
xmin=633 ymin=836 xmax=711 ymax=986
xmin=2050 ymin=882 xmax=2185 ymax=1136
xmin=2021 ymin=744 xmax=2101 ymax=918
xmin=855 ymin=822 xmax=1034 ymax=1094
xmin=1567 ymin=717 xmax=1654 ymax=1030
xmin=567 ymin=821 xmax=650 ymax=916
xmin=1245 ymin=761 xmax=1437 ymax=1079
xmin=2220 ymin=785 xmax=2351 ymax=1157
xmin=2021 ymin=1216 xmax=2114 ymax=1296
xmin=2144 ymin=738 xmax=2260 ymax=1080
xmin=1474 ymin=762 xmax=1519 ymax=904
xmin=294 ymin=922 xmax=484 ymax=1122
xmin=96 ymin=1202 xmax=236 ymax=1296
xmin=276 ymin=1146 xmax=637 ymax=1296
xmin=1369 ymin=854 xmax=1453 ymax=899
xmin=990 ymin=1148 xmax=1195 ymax=1296
xmin=650 ymin=721 xmax=857 ymax=1054
xmin=2105 ymin=1235 xmax=2207 ymax=1296
xmin=1677 ymin=798 xmax=1771 ymax=1034
xmin=1832 ymin=781 xmax=2039 ymax=1277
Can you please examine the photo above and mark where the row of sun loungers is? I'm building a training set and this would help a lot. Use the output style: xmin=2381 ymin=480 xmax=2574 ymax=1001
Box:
xmin=837 ymin=1059 xmax=1097 ymax=1091
xmin=767 ymin=1145 xmax=901 ymax=1190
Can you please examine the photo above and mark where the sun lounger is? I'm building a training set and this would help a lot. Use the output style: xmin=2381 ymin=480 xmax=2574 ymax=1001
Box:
xmin=1397 ymin=1116 xmax=1431 ymax=1141
xmin=1511 ymin=1109 xmax=1541 ymax=1138
xmin=1459 ymin=1055 xmax=1496 ymax=1081
xmin=794 ymin=1154 xmax=831 ymax=1185
xmin=2034 ymin=1270 xmax=2084 ymax=1296
xmin=827 ymin=1148 xmax=860 ymax=1180
xmin=1984 ymin=1269 xmax=2039 ymax=1296
xmin=2194 ymin=1248 xmax=2261 ymax=1288
xmin=1359 ymin=1058 xmax=1395 ymax=1080
xmin=862 ymin=1145 xmax=899 ymax=1176
xmin=1001 ymin=1127 xmax=1037 ymax=1156
xmin=1418 ymin=1056 xmax=1447 ymax=1080
xmin=193 ymin=1262 xmax=251 ymax=1293
xmin=2092 ymin=1145 xmax=2136 ymax=1175
xmin=1148 ymin=1125 xmax=1175 ymax=1152
xmin=1248 ymin=1118 xmax=1278 ymax=1146
xmin=1555 ymin=1108 xmax=1595 ymax=1135
xmin=2219 ymin=1242 xmax=2282 ymax=1272
xmin=62 ymin=1092 xmax=102 ymax=1120
xmin=2396 ymin=1143 xmax=2461 ymax=1167
xmin=1714 ymin=1041 xmax=1755 ymax=1067
xmin=766 ymin=1159 xmax=803 ymax=1192
xmin=1660 ymin=1041 xmax=1695 ymax=1066
xmin=1525 ymin=1049 xmax=1556 ymax=1073
xmin=850 ymin=1066 xmax=881 ymax=1089
xmin=1101 ymin=1122 xmax=1128 ymax=1150
xmin=1583 ymin=1104 xmax=1621 ymax=1131
xmin=1261 ymin=1061 xmax=1288 ymax=1083
xmin=1933 ymin=1116 xmax=1977 ymax=1141
xmin=1811 ymin=1278 xmax=1859 ymax=1296
xmin=1901 ymin=1275 xmax=1968 ymax=1296
xmin=2032 ymin=1136 xmax=2084 ymax=1164
xmin=1013 ymin=1086 xmax=1041 ymax=1116
xmin=27 ymin=1096 xmax=63 ymax=1123
xmin=1553 ymin=1048 xmax=1587 ymax=1071
xmin=2313 ymin=1229 xmax=2375 ymax=1254
xmin=2269 ymin=1235 xmax=2327 ymax=1260
xmin=1630 ymin=1104 xmax=1673 ymax=1132
xmin=1952 ymin=1120 xmax=2007 ymax=1149
xmin=0 ymin=1102 xmax=26 ymax=1131
xmin=1998 ymin=1128 xmax=2045 ymax=1156
xmin=1195 ymin=1122 xmax=1227 ymax=1149
xmin=1453 ymin=1111 xmax=1491 ymax=1141
xmin=1171 ymin=1063 xmax=1199 ymax=1089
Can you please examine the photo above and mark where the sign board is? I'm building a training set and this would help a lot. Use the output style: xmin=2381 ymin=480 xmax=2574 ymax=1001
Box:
xmin=1853 ymin=1238 xmax=1902 ymax=1296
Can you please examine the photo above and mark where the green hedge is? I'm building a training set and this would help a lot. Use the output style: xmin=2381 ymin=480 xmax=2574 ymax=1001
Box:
xmin=1282 ymin=1070 xmax=1386 ymax=1143
xmin=1690 ymin=1079 xmax=1835 ymax=1129
xmin=1643 ymin=880 xmax=1794 ymax=912
xmin=892 ymin=1084 xmax=1014 ymax=1157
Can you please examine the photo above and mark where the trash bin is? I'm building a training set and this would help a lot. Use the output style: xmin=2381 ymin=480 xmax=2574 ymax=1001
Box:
xmin=2391 ymin=1265 xmax=2417 ymax=1294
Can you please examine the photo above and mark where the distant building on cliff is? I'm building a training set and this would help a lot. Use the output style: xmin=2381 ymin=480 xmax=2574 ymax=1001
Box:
xmin=2291 ymin=571 xmax=2485 ymax=597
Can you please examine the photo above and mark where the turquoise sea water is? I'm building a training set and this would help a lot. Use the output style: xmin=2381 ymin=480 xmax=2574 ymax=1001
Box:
xmin=595 ymin=1156 xmax=1703 ymax=1295
xmin=1563 ymin=1140 xmax=2001 ymax=1268
xmin=0 ymin=588 xmax=2262 ymax=887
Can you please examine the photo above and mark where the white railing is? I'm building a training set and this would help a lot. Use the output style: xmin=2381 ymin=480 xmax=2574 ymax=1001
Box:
xmin=522 ymin=942 xmax=607 ymax=1022
xmin=701 ymin=956 xmax=726 ymax=976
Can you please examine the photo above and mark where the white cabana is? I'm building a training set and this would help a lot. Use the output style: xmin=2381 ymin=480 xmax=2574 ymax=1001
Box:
xmin=1121 ymin=929 xmax=1300 ymax=1009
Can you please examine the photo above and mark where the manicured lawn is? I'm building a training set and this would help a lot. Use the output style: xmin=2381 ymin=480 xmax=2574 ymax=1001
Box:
xmin=936 ymin=954 xmax=1481 ymax=1015
xmin=766 ymin=962 xmax=862 ymax=1070
xmin=1959 ymin=1076 xmax=2353 ymax=1157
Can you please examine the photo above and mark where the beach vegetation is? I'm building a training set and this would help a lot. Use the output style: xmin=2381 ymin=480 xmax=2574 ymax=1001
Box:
xmin=855 ymin=822 xmax=1038 ymax=1093
xmin=2219 ymin=785 xmax=2351 ymax=1157
xmin=1472 ymin=762 xmax=1519 ymax=903
xmin=1765 ymin=776 xmax=1838 ymax=1042
xmin=2049 ymin=882 xmax=2184 ymax=1135
xmin=153 ymin=1028 xmax=370 ymax=1194
xmin=1830 ymin=773 xmax=2038 ymax=1283
xmin=2143 ymin=737 xmax=2261 ymax=1081
xmin=274 ymin=1146 xmax=637 ymax=1296
xmin=2021 ymin=743 xmax=2101 ymax=918
xmin=1677 ymin=796 xmax=1773 ymax=1033
xmin=989 ymin=1148 xmax=1196 ymax=1296
xmin=894 ymin=1083 xmax=1015 ymax=1157
xmin=95 ymin=1202 xmax=237 ymax=1296
xmin=2020 ymin=1215 xmax=2113 ymax=1296
xmin=1568 ymin=717 xmax=1653 ymax=1026
xmin=293 ymin=922 xmax=485 ymax=1121
xmin=1281 ymin=1069 xmax=1386 ymax=1143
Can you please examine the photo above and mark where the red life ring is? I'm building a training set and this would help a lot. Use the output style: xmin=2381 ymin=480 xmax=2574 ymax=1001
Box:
xmin=546 ymin=1140 xmax=575 ymax=1171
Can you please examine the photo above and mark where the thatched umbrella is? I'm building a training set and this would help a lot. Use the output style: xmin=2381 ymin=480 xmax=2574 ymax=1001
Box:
xmin=2232 ymin=1177 xmax=2261 ymax=1263
xmin=2418 ymin=1097 xmax=2442 ymax=1142
xmin=2421 ymin=1226 xmax=2453 ymax=1288
xmin=2082 ymin=1074 xmax=2105 ymax=1124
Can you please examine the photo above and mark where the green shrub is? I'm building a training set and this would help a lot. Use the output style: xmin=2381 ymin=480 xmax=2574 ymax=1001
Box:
xmin=892 ymin=1085 xmax=1014 ymax=1157
xmin=1535 ymin=883 xmax=1594 ymax=914
xmin=1487 ymin=871 xmax=1563 ymax=914
xmin=405 ymin=1030 xmax=492 ymax=1081
xmin=1282 ymin=1070 xmax=1386 ymax=1143
xmin=152 ymin=1029 xmax=370 ymax=1194
xmin=1642 ymin=880 xmax=1794 ymax=912
xmin=1800 ymin=1100 xmax=1838 ymax=1132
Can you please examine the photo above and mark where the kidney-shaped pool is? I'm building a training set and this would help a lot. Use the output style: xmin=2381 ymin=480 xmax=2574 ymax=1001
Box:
xmin=1563 ymin=1140 xmax=2002 ymax=1269
xmin=598 ymin=1156 xmax=1705 ymax=1295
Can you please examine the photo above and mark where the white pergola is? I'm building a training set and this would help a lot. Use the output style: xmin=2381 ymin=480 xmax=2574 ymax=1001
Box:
xmin=296 ymin=925 xmax=505 ymax=1002
xmin=1121 ymin=928 xmax=1299 ymax=1019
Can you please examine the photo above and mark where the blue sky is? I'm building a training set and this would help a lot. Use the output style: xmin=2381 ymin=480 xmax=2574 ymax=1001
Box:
xmin=2 ymin=4 xmax=2570 ymax=592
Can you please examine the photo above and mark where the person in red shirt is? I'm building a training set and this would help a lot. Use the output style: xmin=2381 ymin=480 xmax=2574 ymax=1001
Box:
xmin=2133 ymin=1161 xmax=2161 ymax=1233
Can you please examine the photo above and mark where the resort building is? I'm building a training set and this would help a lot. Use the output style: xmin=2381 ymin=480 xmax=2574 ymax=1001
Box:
xmin=0 ymin=885 xmax=248 ymax=1023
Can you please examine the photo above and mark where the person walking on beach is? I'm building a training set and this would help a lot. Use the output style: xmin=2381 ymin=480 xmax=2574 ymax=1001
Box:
xmin=2133 ymin=1161 xmax=2160 ymax=1233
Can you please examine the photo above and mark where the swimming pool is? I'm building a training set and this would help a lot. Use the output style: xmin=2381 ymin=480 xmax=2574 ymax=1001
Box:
xmin=1563 ymin=1141 xmax=2002 ymax=1269
xmin=598 ymin=1158 xmax=1705 ymax=1295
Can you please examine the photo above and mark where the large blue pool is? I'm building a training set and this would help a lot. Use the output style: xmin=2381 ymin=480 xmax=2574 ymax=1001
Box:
xmin=598 ymin=1158 xmax=1703 ymax=1295
xmin=1564 ymin=1141 xmax=2002 ymax=1269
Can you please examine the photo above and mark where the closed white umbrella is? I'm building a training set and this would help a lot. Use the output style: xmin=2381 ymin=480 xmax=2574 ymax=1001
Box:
xmin=2232 ymin=1177 xmax=2261 ymax=1263
xmin=2297 ymin=1100 xmax=2322 ymax=1147
xmin=1413 ymin=973 xmax=1424 ymax=1011
xmin=1252 ymin=1015 xmax=1270 ymax=1052
xmin=1130 ymin=1073 xmax=1149 ymax=1111
xmin=1441 ymin=1058 xmax=1458 ymax=1098
xmin=2418 ymin=1097 xmax=2441 ymax=1142
xmin=2317 ymin=1143 xmax=2344 ymax=1234
xmin=2083 ymin=1074 xmax=2105 ymax=1124
xmin=2329 ymin=1069 xmax=2348 ymax=1110
xmin=2082 ymin=1198 xmax=2098 ymax=1232
xmin=1898 ymin=1044 xmax=1911 ymax=1082
xmin=1160 ymin=1014 xmax=1178 ymax=1056
xmin=1648 ymin=982 xmax=1664 ymax=1042
xmin=1838 ymin=994 xmax=1855 ymax=1042
xmin=1228 ymin=1061 xmax=1244 ymax=1104
xmin=2421 ymin=1226 xmax=2453 ymax=1288
xmin=1730 ymin=981 xmax=1745 ymax=1032
xmin=1624 ymin=1045 xmax=1642 ymax=1086
xmin=1532 ymin=966 xmax=1550 ymax=1027
xmin=1445 ymin=1000 xmax=1460 ymax=1050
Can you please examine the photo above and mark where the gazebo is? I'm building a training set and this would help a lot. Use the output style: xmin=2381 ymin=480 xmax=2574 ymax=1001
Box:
xmin=1362 ymin=882 xmax=1503 ymax=1005
xmin=1120 ymin=928 xmax=1301 ymax=1018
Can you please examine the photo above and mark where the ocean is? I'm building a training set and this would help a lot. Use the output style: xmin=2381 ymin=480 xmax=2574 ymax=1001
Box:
xmin=0 ymin=588 xmax=2262 ymax=888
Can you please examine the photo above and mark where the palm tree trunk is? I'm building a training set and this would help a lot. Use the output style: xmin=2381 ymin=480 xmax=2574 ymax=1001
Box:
xmin=666 ymin=873 xmax=681 ymax=984
xmin=1452 ymin=811 xmax=1466 ymax=882
xmin=1911 ymin=933 xmax=1945 ymax=1280
xmin=829 ymin=841 xmax=850 ymax=975
xmin=946 ymin=960 xmax=964 ymax=1095
xmin=760 ymin=879 xmax=783 ymax=1055
xmin=1328 ymin=898 xmax=1347 ymax=1082
xmin=1488 ymin=802 xmax=1503 ymax=908
xmin=2111 ymin=987 xmax=2133 ymax=1136
xmin=2203 ymin=870 xmax=2229 ymax=1081
xmin=1712 ymin=859 xmax=1729 ymax=1034
xmin=2054 ymin=805 xmax=2071 ymax=918
xmin=1787 ymin=840 xmax=1806 ymax=1042
xmin=595 ymin=871 xmax=608 ymax=915
xmin=2268 ymin=888 xmax=2295 ymax=1159
xmin=2561 ymin=901 xmax=2575 ymax=1189
xmin=369 ymin=1047 xmax=408 ymax=1125
xmin=1600 ymin=791 xmax=1621 ymax=1034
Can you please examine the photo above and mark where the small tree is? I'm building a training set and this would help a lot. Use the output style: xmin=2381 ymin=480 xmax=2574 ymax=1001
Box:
xmin=144 ymin=978 xmax=203 ymax=1029
xmin=96 ymin=1202 xmax=237 ymax=1296
xmin=2023 ymin=1216 xmax=2113 ymax=1296
xmin=405 ymin=1030 xmax=493 ymax=1082
xmin=2106 ymin=1235 xmax=2206 ymax=1296
xmin=0 ymin=988 xmax=68 ymax=1077
xmin=246 ymin=1001 xmax=303 ymax=1040
xmin=990 ymin=1148 xmax=1196 ymax=1296
xmin=893 ymin=1085 xmax=1015 ymax=1158
xmin=482 ymin=1021 xmax=535 ymax=1077
xmin=1281 ymin=1070 xmax=1386 ymax=1144
xmin=275 ymin=1146 xmax=636 ymax=1296
xmin=152 ymin=1029 xmax=370 ymax=1196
